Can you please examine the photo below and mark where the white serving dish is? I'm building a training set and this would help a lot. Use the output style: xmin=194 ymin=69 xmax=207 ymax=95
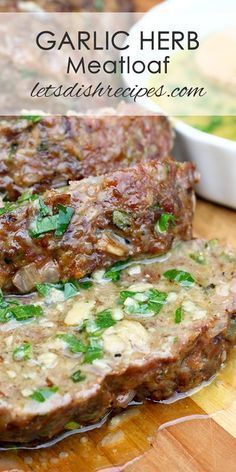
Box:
xmin=173 ymin=120 xmax=236 ymax=209
xmin=123 ymin=0 xmax=236 ymax=209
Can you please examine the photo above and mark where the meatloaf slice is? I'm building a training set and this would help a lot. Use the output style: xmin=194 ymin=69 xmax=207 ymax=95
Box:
xmin=0 ymin=109 xmax=172 ymax=200
xmin=0 ymin=108 xmax=172 ymax=200
xmin=0 ymin=0 xmax=134 ymax=12
xmin=0 ymin=239 xmax=235 ymax=443
xmin=0 ymin=159 xmax=197 ymax=293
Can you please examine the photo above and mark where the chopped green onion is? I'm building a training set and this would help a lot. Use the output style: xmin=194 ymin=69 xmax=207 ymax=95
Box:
xmin=0 ymin=300 xmax=43 ymax=324
xmin=95 ymin=309 xmax=116 ymax=330
xmin=83 ymin=346 xmax=103 ymax=364
xmin=71 ymin=370 xmax=86 ymax=383
xmin=220 ymin=252 xmax=236 ymax=263
xmin=29 ymin=204 xmax=74 ymax=239
xmin=29 ymin=214 xmax=58 ymax=238
xmin=22 ymin=115 xmax=42 ymax=124
xmin=119 ymin=290 xmax=137 ymax=302
xmin=146 ymin=289 xmax=168 ymax=313
xmin=104 ymin=258 xmax=130 ymax=282
xmin=63 ymin=282 xmax=79 ymax=300
xmin=38 ymin=197 xmax=51 ymax=217
xmin=55 ymin=205 xmax=74 ymax=237
xmin=76 ymin=279 xmax=93 ymax=290
xmin=189 ymin=252 xmax=206 ymax=265
xmin=120 ymin=288 xmax=167 ymax=316
xmin=205 ymin=239 xmax=218 ymax=249
xmin=163 ymin=269 xmax=195 ymax=287
xmin=13 ymin=343 xmax=31 ymax=361
xmin=0 ymin=192 xmax=38 ymax=216
xmin=57 ymin=333 xmax=87 ymax=353
xmin=155 ymin=213 xmax=176 ymax=234
xmin=10 ymin=304 xmax=43 ymax=321
xmin=65 ymin=421 xmax=80 ymax=431
xmin=174 ymin=306 xmax=183 ymax=324
xmin=29 ymin=386 xmax=58 ymax=403
xmin=36 ymin=280 xmax=79 ymax=300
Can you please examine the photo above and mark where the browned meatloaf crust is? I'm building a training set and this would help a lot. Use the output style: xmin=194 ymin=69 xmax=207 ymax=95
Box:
xmin=0 ymin=110 xmax=172 ymax=200
xmin=0 ymin=238 xmax=235 ymax=443
xmin=0 ymin=0 xmax=133 ymax=12
xmin=0 ymin=159 xmax=197 ymax=292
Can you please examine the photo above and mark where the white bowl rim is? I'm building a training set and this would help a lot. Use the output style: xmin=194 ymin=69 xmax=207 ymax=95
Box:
xmin=175 ymin=119 xmax=236 ymax=150
xmin=125 ymin=0 xmax=236 ymax=152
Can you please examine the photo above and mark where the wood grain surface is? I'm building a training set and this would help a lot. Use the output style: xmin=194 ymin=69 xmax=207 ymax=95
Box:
xmin=0 ymin=1 xmax=235 ymax=471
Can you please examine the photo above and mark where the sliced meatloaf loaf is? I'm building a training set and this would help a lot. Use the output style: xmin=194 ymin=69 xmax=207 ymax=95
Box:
xmin=0 ymin=0 xmax=133 ymax=12
xmin=0 ymin=109 xmax=172 ymax=200
xmin=0 ymin=238 xmax=235 ymax=443
xmin=0 ymin=159 xmax=197 ymax=292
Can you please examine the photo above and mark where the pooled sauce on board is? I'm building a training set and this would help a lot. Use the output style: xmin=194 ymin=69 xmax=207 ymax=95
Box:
xmin=0 ymin=351 xmax=235 ymax=471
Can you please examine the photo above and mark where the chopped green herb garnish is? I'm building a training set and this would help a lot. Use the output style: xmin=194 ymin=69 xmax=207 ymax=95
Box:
xmin=155 ymin=213 xmax=176 ymax=233
xmin=0 ymin=298 xmax=43 ymax=324
xmin=76 ymin=279 xmax=93 ymax=290
xmin=22 ymin=115 xmax=42 ymax=124
xmin=174 ymin=307 xmax=183 ymax=324
xmin=147 ymin=289 xmax=168 ymax=313
xmin=36 ymin=283 xmax=56 ymax=297
xmin=119 ymin=290 xmax=137 ymax=302
xmin=13 ymin=342 xmax=31 ymax=361
xmin=29 ymin=204 xmax=74 ymax=239
xmin=189 ymin=252 xmax=206 ymax=265
xmin=104 ymin=259 xmax=130 ymax=282
xmin=71 ymin=370 xmax=86 ymax=383
xmin=65 ymin=421 xmax=80 ymax=431
xmin=112 ymin=210 xmax=131 ymax=230
xmin=57 ymin=333 xmax=87 ymax=353
xmin=120 ymin=288 xmax=167 ymax=316
xmin=95 ymin=309 xmax=116 ymax=330
xmin=63 ymin=282 xmax=79 ymax=300
xmin=38 ymin=197 xmax=51 ymax=217
xmin=205 ymin=239 xmax=218 ymax=249
xmin=18 ymin=192 xmax=39 ymax=204
xmin=29 ymin=386 xmax=58 ymax=403
xmin=194 ymin=116 xmax=222 ymax=134
xmin=58 ymin=331 xmax=103 ymax=364
xmin=0 ymin=192 xmax=38 ymax=216
xmin=36 ymin=280 xmax=79 ymax=300
xmin=83 ymin=346 xmax=103 ymax=364
xmin=29 ymin=214 xmax=59 ymax=237
xmin=220 ymin=251 xmax=236 ymax=263
xmin=163 ymin=269 xmax=195 ymax=287
xmin=55 ymin=205 xmax=74 ymax=237
xmin=10 ymin=304 xmax=43 ymax=321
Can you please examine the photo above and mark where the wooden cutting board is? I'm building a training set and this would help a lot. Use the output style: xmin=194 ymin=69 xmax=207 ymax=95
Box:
xmin=0 ymin=199 xmax=235 ymax=471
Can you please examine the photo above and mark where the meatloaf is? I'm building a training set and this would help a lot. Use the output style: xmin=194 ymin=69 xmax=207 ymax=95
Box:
xmin=0 ymin=159 xmax=197 ymax=292
xmin=0 ymin=0 xmax=133 ymax=12
xmin=0 ymin=109 xmax=172 ymax=200
xmin=0 ymin=238 xmax=235 ymax=443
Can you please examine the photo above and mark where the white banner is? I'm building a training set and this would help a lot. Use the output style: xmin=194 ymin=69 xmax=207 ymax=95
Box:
xmin=0 ymin=3 xmax=235 ymax=115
